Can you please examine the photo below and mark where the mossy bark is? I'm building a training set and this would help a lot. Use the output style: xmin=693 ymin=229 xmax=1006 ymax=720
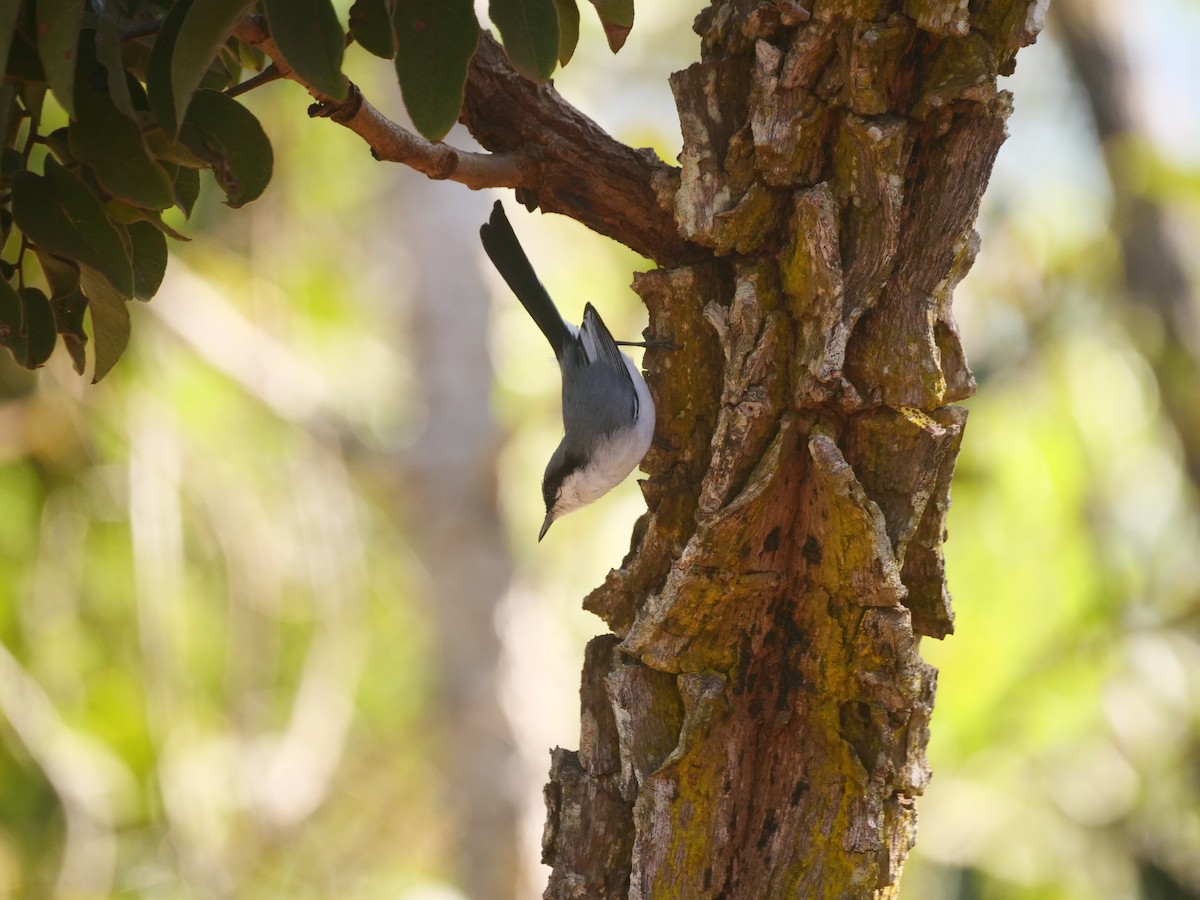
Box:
xmin=542 ymin=1 xmax=1045 ymax=896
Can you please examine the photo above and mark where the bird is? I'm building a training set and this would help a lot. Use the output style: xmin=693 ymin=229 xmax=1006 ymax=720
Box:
xmin=480 ymin=200 xmax=656 ymax=541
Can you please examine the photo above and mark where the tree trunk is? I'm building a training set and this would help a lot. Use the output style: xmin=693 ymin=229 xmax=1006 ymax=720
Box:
xmin=540 ymin=1 xmax=1046 ymax=896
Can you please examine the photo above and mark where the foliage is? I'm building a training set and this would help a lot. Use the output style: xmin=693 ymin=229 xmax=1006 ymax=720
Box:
xmin=0 ymin=87 xmax=447 ymax=891
xmin=0 ymin=0 xmax=633 ymax=382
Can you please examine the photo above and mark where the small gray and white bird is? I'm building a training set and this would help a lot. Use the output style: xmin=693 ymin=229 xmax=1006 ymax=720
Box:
xmin=480 ymin=201 xmax=655 ymax=541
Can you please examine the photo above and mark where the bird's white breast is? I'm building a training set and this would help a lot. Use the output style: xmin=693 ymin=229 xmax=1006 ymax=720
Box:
xmin=554 ymin=351 xmax=655 ymax=515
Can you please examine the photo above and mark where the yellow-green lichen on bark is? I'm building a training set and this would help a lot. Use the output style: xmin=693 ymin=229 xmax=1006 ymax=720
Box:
xmin=710 ymin=182 xmax=787 ymax=255
xmin=903 ymin=0 xmax=970 ymax=36
xmin=913 ymin=31 xmax=998 ymax=118
xmin=847 ymin=15 xmax=916 ymax=115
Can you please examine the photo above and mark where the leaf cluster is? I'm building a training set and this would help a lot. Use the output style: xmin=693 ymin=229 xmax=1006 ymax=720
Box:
xmin=0 ymin=0 xmax=634 ymax=380
xmin=359 ymin=0 xmax=632 ymax=140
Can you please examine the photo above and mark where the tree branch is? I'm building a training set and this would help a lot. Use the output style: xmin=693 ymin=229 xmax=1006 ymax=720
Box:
xmin=225 ymin=62 xmax=282 ymax=99
xmin=305 ymin=84 xmax=527 ymax=189
xmin=461 ymin=33 xmax=696 ymax=266
xmin=231 ymin=16 xmax=524 ymax=192
xmin=232 ymin=16 xmax=696 ymax=266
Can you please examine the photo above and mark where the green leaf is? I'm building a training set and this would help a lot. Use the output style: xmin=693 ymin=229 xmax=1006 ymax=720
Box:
xmin=178 ymin=89 xmax=273 ymax=208
xmin=71 ymin=34 xmax=175 ymax=210
xmin=143 ymin=117 xmax=212 ymax=168
xmin=0 ymin=0 xmax=23 ymax=86
xmin=349 ymin=0 xmax=395 ymax=59
xmin=0 ymin=150 xmax=16 ymax=183
xmin=552 ymin=0 xmax=579 ymax=66
xmin=264 ymin=0 xmax=349 ymax=99
xmin=0 ymin=279 xmax=58 ymax=370
xmin=126 ymin=222 xmax=168 ymax=300
xmin=489 ymin=0 xmax=558 ymax=81
xmin=172 ymin=165 xmax=201 ymax=218
xmin=237 ymin=38 xmax=265 ymax=72
xmin=105 ymin=199 xmax=190 ymax=242
xmin=170 ymin=0 xmax=256 ymax=129
xmin=80 ymin=264 xmax=130 ymax=383
xmin=587 ymin=0 xmax=632 ymax=52
xmin=393 ymin=0 xmax=479 ymax=142
xmin=53 ymin=286 xmax=87 ymax=374
xmin=94 ymin=10 xmax=137 ymax=119
xmin=216 ymin=39 xmax=243 ymax=85
xmin=147 ymin=0 xmax=192 ymax=135
xmin=36 ymin=0 xmax=83 ymax=116
xmin=12 ymin=157 xmax=134 ymax=297
xmin=15 ymin=287 xmax=55 ymax=368
xmin=7 ymin=30 xmax=45 ymax=82
xmin=121 ymin=30 xmax=155 ymax=84
xmin=34 ymin=246 xmax=77 ymax=295
xmin=0 ymin=81 xmax=16 ymax=147
xmin=0 ymin=277 xmax=22 ymax=358
xmin=125 ymin=73 xmax=151 ymax=113
xmin=37 ymin=248 xmax=89 ymax=375
xmin=43 ymin=125 xmax=73 ymax=164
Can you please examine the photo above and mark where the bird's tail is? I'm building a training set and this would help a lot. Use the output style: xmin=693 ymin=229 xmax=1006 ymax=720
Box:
xmin=480 ymin=201 xmax=572 ymax=357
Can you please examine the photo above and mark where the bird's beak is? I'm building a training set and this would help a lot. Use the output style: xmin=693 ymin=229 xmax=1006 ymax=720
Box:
xmin=538 ymin=510 xmax=555 ymax=542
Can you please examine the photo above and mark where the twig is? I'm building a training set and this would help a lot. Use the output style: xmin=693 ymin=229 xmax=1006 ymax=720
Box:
xmin=226 ymin=63 xmax=282 ymax=99
xmin=231 ymin=16 xmax=524 ymax=191
xmin=309 ymin=84 xmax=527 ymax=187
xmin=120 ymin=20 xmax=162 ymax=42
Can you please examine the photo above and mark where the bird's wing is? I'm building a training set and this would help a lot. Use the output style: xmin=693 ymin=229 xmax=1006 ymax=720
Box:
xmin=560 ymin=332 xmax=640 ymax=439
xmin=579 ymin=303 xmax=633 ymax=387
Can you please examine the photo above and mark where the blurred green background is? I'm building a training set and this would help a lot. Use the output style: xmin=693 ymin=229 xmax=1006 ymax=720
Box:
xmin=2 ymin=1 xmax=1199 ymax=898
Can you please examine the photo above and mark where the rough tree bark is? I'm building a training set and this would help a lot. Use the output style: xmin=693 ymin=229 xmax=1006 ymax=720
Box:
xmin=528 ymin=2 xmax=1045 ymax=897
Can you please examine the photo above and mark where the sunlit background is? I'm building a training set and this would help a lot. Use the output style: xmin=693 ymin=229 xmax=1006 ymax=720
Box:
xmin=1 ymin=1 xmax=1198 ymax=897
